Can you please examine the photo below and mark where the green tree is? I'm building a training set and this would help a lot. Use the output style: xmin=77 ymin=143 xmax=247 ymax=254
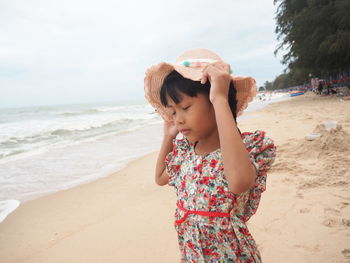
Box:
xmin=273 ymin=73 xmax=291 ymax=90
xmin=274 ymin=0 xmax=350 ymax=81
xmin=264 ymin=81 xmax=274 ymax=90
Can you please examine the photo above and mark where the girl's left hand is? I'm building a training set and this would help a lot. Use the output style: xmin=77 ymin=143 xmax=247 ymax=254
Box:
xmin=200 ymin=61 xmax=231 ymax=104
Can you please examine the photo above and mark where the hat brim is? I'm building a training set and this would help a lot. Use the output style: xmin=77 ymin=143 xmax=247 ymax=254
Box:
xmin=144 ymin=62 xmax=257 ymax=121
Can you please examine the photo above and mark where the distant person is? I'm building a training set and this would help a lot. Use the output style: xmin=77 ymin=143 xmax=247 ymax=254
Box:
xmin=318 ymin=82 xmax=323 ymax=95
xmin=329 ymin=85 xmax=337 ymax=95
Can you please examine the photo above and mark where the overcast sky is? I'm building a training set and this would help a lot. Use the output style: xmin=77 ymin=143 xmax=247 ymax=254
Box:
xmin=0 ymin=0 xmax=285 ymax=108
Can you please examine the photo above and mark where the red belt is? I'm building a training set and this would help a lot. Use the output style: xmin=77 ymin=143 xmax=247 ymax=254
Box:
xmin=175 ymin=202 xmax=231 ymax=226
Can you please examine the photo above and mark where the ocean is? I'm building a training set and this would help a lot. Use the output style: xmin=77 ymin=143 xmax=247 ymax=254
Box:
xmin=0 ymin=92 xmax=290 ymax=223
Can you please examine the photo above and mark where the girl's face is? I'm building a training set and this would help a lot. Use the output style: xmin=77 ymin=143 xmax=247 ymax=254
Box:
xmin=166 ymin=91 xmax=217 ymax=143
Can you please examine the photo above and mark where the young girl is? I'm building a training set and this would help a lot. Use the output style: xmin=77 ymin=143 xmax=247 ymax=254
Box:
xmin=144 ymin=48 xmax=276 ymax=263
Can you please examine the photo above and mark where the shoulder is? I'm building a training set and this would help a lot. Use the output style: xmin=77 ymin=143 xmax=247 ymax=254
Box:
xmin=171 ymin=137 xmax=192 ymax=155
xmin=241 ymin=130 xmax=275 ymax=153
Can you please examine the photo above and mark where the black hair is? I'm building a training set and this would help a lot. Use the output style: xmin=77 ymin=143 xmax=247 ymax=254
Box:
xmin=160 ymin=70 xmax=239 ymax=122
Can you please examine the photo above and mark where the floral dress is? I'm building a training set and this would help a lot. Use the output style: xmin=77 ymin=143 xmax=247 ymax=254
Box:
xmin=164 ymin=130 xmax=276 ymax=263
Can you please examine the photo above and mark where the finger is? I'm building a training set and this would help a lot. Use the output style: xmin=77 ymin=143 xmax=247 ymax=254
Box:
xmin=201 ymin=73 xmax=207 ymax=84
xmin=200 ymin=64 xmax=210 ymax=73
xmin=203 ymin=64 xmax=217 ymax=76
xmin=213 ymin=62 xmax=230 ymax=72
xmin=219 ymin=62 xmax=229 ymax=72
xmin=213 ymin=62 xmax=231 ymax=75
xmin=201 ymin=65 xmax=210 ymax=83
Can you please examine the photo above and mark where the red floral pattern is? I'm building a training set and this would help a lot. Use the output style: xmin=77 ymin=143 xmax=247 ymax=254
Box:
xmin=164 ymin=130 xmax=276 ymax=262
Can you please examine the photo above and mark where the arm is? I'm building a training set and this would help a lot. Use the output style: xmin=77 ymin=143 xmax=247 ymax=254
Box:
xmin=212 ymin=98 xmax=257 ymax=194
xmin=200 ymin=62 xmax=256 ymax=194
xmin=155 ymin=135 xmax=174 ymax=186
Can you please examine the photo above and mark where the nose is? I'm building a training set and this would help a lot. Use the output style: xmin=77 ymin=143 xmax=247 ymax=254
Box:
xmin=174 ymin=111 xmax=185 ymax=125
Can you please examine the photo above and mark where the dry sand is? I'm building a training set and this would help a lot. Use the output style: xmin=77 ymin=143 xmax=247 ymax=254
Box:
xmin=0 ymin=92 xmax=349 ymax=263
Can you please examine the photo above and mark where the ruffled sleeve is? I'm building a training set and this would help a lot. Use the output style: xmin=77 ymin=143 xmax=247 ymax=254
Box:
xmin=240 ymin=130 xmax=276 ymax=222
xmin=164 ymin=138 xmax=189 ymax=187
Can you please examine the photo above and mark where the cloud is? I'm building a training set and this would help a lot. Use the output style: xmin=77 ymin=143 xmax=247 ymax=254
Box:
xmin=0 ymin=0 xmax=284 ymax=108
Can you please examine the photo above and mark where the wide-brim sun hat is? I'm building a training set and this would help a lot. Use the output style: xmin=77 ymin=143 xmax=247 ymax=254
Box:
xmin=144 ymin=48 xmax=257 ymax=121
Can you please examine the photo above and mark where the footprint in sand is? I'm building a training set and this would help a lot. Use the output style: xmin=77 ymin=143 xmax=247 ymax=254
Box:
xmin=299 ymin=208 xmax=310 ymax=214
xmin=332 ymin=194 xmax=350 ymax=201
xmin=272 ymin=161 xmax=293 ymax=172
xmin=336 ymin=202 xmax=349 ymax=210
xmin=322 ymin=207 xmax=343 ymax=227
xmin=322 ymin=218 xmax=339 ymax=227
xmin=298 ymin=180 xmax=323 ymax=190
xmin=324 ymin=207 xmax=340 ymax=215
xmin=342 ymin=249 xmax=350 ymax=259
xmin=331 ymin=203 xmax=350 ymax=227
xmin=295 ymin=192 xmax=304 ymax=199
xmin=342 ymin=218 xmax=350 ymax=227
xmin=282 ymin=177 xmax=293 ymax=183
xmin=293 ymin=244 xmax=320 ymax=252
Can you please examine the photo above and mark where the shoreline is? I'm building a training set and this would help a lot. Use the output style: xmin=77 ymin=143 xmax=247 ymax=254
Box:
xmin=1 ymin=92 xmax=349 ymax=262
xmin=0 ymin=92 xmax=290 ymax=217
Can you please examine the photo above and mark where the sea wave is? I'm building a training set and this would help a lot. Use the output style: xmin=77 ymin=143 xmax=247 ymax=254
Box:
xmin=60 ymin=109 xmax=101 ymax=116
xmin=57 ymin=104 xmax=152 ymax=117
xmin=0 ymin=117 xmax=161 ymax=160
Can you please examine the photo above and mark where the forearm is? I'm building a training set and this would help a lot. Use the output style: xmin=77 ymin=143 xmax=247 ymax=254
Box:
xmin=213 ymin=98 xmax=255 ymax=194
xmin=155 ymin=135 xmax=175 ymax=185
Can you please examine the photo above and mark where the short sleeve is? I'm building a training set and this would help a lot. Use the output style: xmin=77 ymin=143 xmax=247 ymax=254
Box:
xmin=241 ymin=130 xmax=276 ymax=222
xmin=164 ymin=138 xmax=189 ymax=187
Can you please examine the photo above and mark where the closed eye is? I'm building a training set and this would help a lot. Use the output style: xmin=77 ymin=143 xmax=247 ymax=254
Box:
xmin=170 ymin=105 xmax=190 ymax=116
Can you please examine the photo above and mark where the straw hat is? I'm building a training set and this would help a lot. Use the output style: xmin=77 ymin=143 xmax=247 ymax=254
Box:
xmin=144 ymin=48 xmax=257 ymax=121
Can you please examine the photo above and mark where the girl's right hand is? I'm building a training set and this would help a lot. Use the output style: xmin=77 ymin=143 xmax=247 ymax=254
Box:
xmin=163 ymin=120 xmax=178 ymax=139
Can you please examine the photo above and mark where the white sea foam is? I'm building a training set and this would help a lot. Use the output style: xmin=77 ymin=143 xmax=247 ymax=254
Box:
xmin=0 ymin=200 xmax=20 ymax=223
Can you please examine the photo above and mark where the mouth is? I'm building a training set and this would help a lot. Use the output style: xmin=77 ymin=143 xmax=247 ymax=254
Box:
xmin=180 ymin=129 xmax=191 ymax=136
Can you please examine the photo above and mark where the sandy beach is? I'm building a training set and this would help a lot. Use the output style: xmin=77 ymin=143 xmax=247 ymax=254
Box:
xmin=1 ymin=92 xmax=349 ymax=263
